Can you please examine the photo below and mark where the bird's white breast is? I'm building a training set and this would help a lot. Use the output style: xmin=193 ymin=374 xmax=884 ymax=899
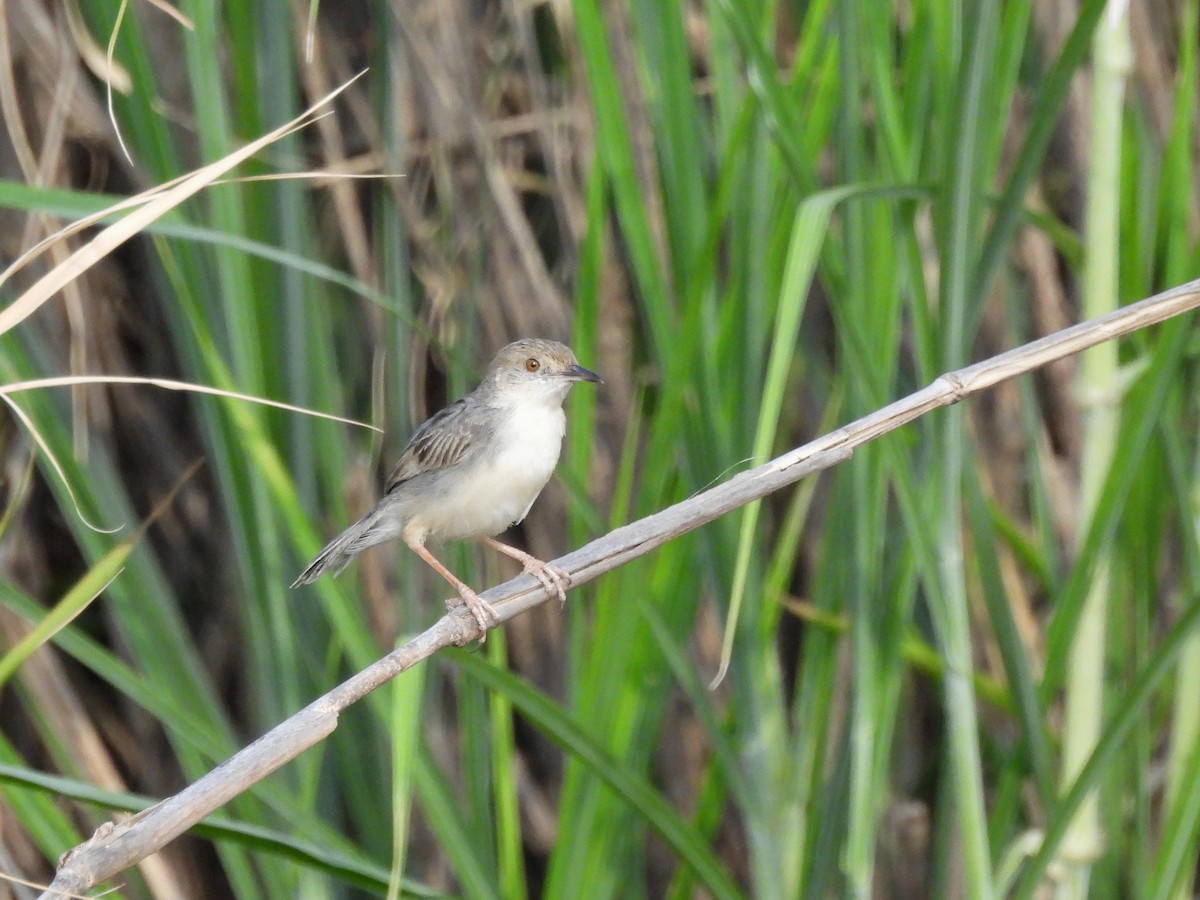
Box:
xmin=419 ymin=398 xmax=566 ymax=541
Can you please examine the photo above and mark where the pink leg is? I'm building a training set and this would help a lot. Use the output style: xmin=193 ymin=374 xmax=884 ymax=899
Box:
xmin=482 ymin=538 xmax=571 ymax=606
xmin=406 ymin=537 xmax=499 ymax=636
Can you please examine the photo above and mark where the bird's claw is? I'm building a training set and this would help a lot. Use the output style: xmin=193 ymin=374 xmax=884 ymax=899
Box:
xmin=447 ymin=591 xmax=500 ymax=641
xmin=525 ymin=560 xmax=571 ymax=607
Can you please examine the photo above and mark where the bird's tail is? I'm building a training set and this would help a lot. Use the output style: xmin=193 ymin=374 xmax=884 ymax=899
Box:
xmin=291 ymin=506 xmax=391 ymax=588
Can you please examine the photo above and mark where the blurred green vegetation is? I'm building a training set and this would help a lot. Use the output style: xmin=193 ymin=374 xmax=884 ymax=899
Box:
xmin=1 ymin=1 xmax=1200 ymax=898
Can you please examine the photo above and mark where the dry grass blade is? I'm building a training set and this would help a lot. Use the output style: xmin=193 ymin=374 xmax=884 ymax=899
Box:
xmin=102 ymin=0 xmax=134 ymax=164
xmin=62 ymin=0 xmax=132 ymax=94
xmin=38 ymin=277 xmax=1200 ymax=899
xmin=0 ymin=375 xmax=377 ymax=536
xmin=0 ymin=375 xmax=383 ymax=433
xmin=0 ymin=395 xmax=121 ymax=534
xmin=0 ymin=175 xmax=189 ymax=288
xmin=0 ymin=69 xmax=366 ymax=337
xmin=0 ymin=869 xmax=112 ymax=900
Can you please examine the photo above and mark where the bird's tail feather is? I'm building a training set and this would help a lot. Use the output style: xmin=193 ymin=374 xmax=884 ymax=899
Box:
xmin=291 ymin=506 xmax=391 ymax=588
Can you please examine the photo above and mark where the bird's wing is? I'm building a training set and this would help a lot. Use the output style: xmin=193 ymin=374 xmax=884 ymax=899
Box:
xmin=384 ymin=398 xmax=489 ymax=493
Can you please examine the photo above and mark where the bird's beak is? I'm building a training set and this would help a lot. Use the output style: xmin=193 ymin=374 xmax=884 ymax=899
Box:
xmin=565 ymin=364 xmax=603 ymax=384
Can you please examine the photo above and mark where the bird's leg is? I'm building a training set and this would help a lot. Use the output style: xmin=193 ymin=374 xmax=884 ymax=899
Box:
xmin=482 ymin=538 xmax=571 ymax=606
xmin=405 ymin=537 xmax=499 ymax=637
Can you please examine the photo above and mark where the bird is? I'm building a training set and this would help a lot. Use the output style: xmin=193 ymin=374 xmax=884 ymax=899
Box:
xmin=292 ymin=338 xmax=602 ymax=636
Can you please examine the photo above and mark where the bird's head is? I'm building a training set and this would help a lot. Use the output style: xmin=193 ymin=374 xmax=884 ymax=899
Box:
xmin=487 ymin=338 xmax=603 ymax=403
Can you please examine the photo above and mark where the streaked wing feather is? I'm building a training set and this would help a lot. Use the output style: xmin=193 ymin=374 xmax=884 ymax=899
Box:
xmin=384 ymin=399 xmax=485 ymax=492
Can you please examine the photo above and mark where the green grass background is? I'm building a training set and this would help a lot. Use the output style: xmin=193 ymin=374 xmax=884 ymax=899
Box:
xmin=2 ymin=1 xmax=1200 ymax=897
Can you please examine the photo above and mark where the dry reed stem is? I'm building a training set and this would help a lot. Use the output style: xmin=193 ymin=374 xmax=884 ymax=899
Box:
xmin=39 ymin=277 xmax=1200 ymax=898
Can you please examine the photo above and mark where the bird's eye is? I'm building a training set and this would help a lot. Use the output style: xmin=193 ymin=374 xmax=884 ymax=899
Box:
xmin=525 ymin=358 xmax=541 ymax=372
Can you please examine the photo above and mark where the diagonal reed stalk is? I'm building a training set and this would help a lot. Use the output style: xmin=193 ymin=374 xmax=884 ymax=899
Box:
xmin=33 ymin=278 xmax=1200 ymax=898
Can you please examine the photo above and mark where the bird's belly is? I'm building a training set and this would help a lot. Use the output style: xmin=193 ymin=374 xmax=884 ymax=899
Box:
xmin=416 ymin=405 xmax=565 ymax=541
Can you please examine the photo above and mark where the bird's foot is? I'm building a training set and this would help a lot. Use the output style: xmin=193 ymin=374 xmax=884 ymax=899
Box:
xmin=521 ymin=557 xmax=571 ymax=607
xmin=446 ymin=588 xmax=500 ymax=640
xmin=481 ymin=538 xmax=572 ymax=606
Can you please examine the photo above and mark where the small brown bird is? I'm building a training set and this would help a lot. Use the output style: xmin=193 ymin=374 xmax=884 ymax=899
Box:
xmin=292 ymin=338 xmax=602 ymax=635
